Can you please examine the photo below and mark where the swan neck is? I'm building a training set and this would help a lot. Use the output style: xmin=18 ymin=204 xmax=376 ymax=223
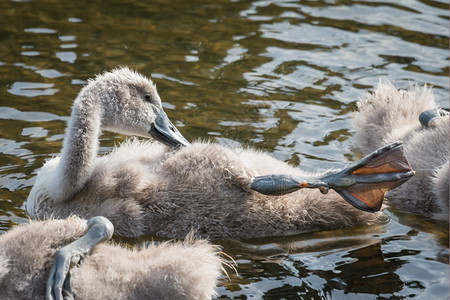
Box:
xmin=53 ymin=90 xmax=103 ymax=201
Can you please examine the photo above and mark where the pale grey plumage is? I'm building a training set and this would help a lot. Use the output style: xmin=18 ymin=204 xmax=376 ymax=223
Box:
xmin=0 ymin=217 xmax=222 ymax=300
xmin=352 ymin=82 xmax=449 ymax=220
xmin=27 ymin=67 xmax=382 ymax=239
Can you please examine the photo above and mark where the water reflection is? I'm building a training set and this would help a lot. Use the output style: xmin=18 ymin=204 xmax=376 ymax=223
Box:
xmin=327 ymin=243 xmax=404 ymax=294
xmin=0 ymin=0 xmax=448 ymax=298
xmin=217 ymin=218 xmax=448 ymax=298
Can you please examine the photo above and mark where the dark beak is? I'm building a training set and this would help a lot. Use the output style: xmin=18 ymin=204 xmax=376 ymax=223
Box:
xmin=149 ymin=110 xmax=191 ymax=147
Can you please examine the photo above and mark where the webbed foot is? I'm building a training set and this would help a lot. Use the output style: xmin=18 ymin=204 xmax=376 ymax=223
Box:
xmin=46 ymin=216 xmax=114 ymax=300
xmin=251 ymin=142 xmax=414 ymax=213
xmin=324 ymin=141 xmax=414 ymax=212
xmin=419 ymin=108 xmax=448 ymax=127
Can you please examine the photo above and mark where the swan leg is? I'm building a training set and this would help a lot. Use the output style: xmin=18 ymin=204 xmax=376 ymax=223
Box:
xmin=419 ymin=108 xmax=449 ymax=127
xmin=46 ymin=216 xmax=114 ymax=300
xmin=250 ymin=174 xmax=305 ymax=196
xmin=251 ymin=142 xmax=414 ymax=212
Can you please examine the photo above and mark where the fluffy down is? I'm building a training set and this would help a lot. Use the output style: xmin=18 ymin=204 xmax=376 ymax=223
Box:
xmin=0 ymin=217 xmax=222 ymax=300
xmin=353 ymin=82 xmax=449 ymax=220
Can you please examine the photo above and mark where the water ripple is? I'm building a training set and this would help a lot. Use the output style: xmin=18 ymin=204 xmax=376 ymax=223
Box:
xmin=7 ymin=82 xmax=59 ymax=97
xmin=0 ymin=0 xmax=447 ymax=298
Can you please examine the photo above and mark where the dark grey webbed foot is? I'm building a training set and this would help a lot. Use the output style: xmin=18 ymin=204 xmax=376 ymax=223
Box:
xmin=251 ymin=142 xmax=414 ymax=213
xmin=325 ymin=142 xmax=414 ymax=212
xmin=46 ymin=216 xmax=114 ymax=300
xmin=419 ymin=108 xmax=449 ymax=127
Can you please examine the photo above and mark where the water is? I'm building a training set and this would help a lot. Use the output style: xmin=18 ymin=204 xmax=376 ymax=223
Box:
xmin=0 ymin=0 xmax=448 ymax=298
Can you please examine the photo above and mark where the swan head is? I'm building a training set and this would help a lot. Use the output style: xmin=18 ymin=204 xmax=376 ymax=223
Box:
xmin=84 ymin=67 xmax=190 ymax=147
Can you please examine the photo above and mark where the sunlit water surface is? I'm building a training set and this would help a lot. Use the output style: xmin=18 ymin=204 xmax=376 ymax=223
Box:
xmin=0 ymin=0 xmax=448 ymax=299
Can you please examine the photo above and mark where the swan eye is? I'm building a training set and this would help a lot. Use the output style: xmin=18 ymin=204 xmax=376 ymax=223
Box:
xmin=144 ymin=94 xmax=152 ymax=102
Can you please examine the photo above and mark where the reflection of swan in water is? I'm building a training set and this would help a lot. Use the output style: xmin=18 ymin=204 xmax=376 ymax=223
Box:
xmin=0 ymin=216 xmax=223 ymax=300
xmin=352 ymin=82 xmax=449 ymax=220
xmin=26 ymin=68 xmax=413 ymax=239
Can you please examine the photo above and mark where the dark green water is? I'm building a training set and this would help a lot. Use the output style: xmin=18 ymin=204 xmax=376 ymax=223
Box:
xmin=0 ymin=0 xmax=448 ymax=298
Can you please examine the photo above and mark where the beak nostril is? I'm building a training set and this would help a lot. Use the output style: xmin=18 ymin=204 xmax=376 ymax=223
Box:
xmin=150 ymin=111 xmax=190 ymax=147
